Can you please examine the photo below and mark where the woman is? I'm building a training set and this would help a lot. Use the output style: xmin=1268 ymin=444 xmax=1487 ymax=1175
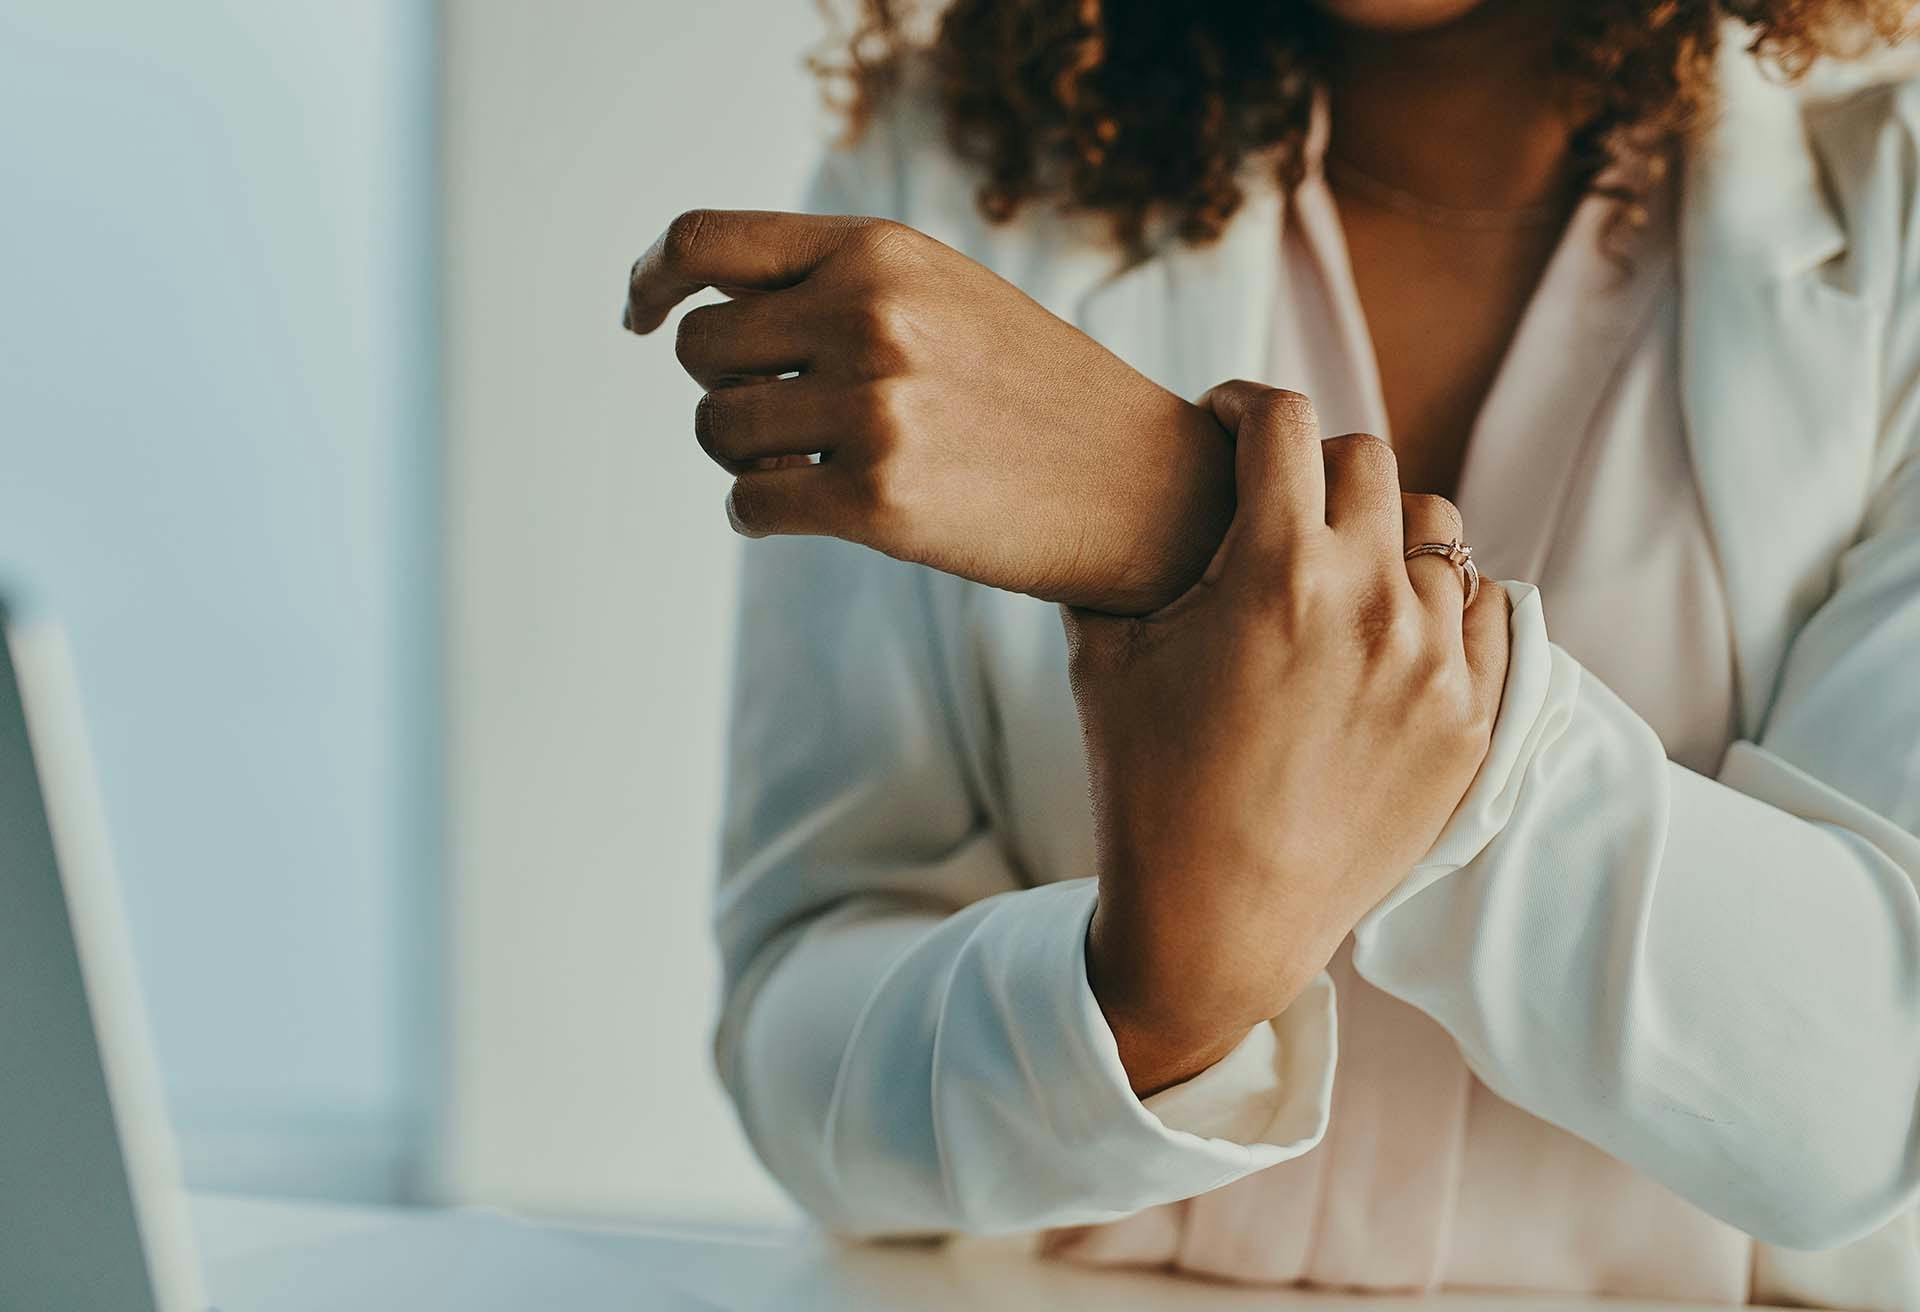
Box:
xmin=625 ymin=0 xmax=1920 ymax=1304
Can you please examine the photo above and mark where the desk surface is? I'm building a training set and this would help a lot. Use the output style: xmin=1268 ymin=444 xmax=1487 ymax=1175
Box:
xmin=192 ymin=1194 xmax=1724 ymax=1312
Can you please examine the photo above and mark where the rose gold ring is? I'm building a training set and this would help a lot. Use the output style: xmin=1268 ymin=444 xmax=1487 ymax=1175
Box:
xmin=1404 ymin=538 xmax=1480 ymax=609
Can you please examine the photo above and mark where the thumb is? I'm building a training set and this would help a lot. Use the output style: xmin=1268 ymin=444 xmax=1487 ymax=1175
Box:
xmin=1196 ymin=381 xmax=1325 ymax=569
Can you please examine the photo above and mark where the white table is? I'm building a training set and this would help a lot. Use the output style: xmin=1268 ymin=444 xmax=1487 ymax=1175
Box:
xmin=192 ymin=1194 xmax=1725 ymax=1312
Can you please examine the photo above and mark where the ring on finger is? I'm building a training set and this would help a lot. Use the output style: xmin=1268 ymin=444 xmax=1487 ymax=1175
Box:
xmin=1404 ymin=537 xmax=1480 ymax=609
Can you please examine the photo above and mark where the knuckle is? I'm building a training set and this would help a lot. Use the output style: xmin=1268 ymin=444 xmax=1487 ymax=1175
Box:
xmin=1327 ymin=434 xmax=1402 ymax=512
xmin=673 ymin=303 xmax=722 ymax=367
xmin=850 ymin=379 xmax=910 ymax=448
xmin=1407 ymin=642 xmax=1493 ymax=743
xmin=1420 ymin=655 xmax=1474 ymax=715
xmin=662 ymin=208 xmax=717 ymax=267
xmin=1244 ymin=387 xmax=1316 ymax=431
xmin=1206 ymin=380 xmax=1319 ymax=442
xmin=848 ymin=465 xmax=891 ymax=522
xmin=850 ymin=455 xmax=915 ymax=525
xmin=692 ymin=388 xmax=741 ymax=456
xmin=725 ymin=476 xmax=771 ymax=537
xmin=1438 ymin=683 xmax=1490 ymax=749
xmin=1250 ymin=386 xmax=1313 ymax=416
xmin=692 ymin=390 xmax=721 ymax=453
xmin=1349 ymin=581 xmax=1419 ymax=659
xmin=1375 ymin=602 xmax=1427 ymax=663
xmin=847 ymin=216 xmax=917 ymax=264
xmin=1204 ymin=377 xmax=1264 ymax=412
xmin=1255 ymin=539 xmax=1332 ymax=625
xmin=851 ymin=293 xmax=915 ymax=352
xmin=1454 ymin=678 xmax=1498 ymax=744
xmin=1256 ymin=561 xmax=1318 ymax=629
xmin=1326 ymin=431 xmax=1397 ymax=470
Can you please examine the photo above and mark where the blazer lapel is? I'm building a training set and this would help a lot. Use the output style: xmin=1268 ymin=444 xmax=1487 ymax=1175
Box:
xmin=1074 ymin=182 xmax=1283 ymax=402
xmin=1679 ymin=40 xmax=1878 ymax=739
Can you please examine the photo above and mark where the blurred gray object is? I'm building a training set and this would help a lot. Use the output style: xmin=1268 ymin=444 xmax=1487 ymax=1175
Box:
xmin=0 ymin=610 xmax=714 ymax=1311
xmin=0 ymin=610 xmax=203 ymax=1310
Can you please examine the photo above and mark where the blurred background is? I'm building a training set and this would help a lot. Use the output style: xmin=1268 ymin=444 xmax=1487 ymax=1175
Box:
xmin=0 ymin=0 xmax=826 ymax=1225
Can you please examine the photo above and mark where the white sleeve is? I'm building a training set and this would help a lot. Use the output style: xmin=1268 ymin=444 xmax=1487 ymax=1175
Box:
xmin=1347 ymin=485 xmax=1920 ymax=1251
xmin=1342 ymin=87 xmax=1920 ymax=1252
xmin=1278 ymin=92 xmax=1920 ymax=1288
xmin=713 ymin=524 xmax=1335 ymax=1237
xmin=710 ymin=144 xmax=1343 ymax=1236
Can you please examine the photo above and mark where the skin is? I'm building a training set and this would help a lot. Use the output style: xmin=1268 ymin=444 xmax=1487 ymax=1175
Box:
xmin=1316 ymin=0 xmax=1494 ymax=32
xmin=625 ymin=208 xmax=1234 ymax=614
xmin=625 ymin=0 xmax=1572 ymax=1094
xmin=1324 ymin=0 xmax=1581 ymax=497
xmin=1071 ymin=386 xmax=1510 ymax=1093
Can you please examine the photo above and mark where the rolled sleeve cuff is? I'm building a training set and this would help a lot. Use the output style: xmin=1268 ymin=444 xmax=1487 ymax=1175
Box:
xmin=980 ymin=879 xmax=1334 ymax=1217
xmin=1141 ymin=976 xmax=1338 ymax=1147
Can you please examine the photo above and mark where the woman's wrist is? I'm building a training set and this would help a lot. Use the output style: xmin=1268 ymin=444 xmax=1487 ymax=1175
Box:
xmin=1085 ymin=902 xmax=1324 ymax=1098
xmin=1079 ymin=392 xmax=1236 ymax=615
xmin=1101 ymin=1006 xmax=1251 ymax=1100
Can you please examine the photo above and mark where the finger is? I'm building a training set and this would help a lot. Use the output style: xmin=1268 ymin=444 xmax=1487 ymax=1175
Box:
xmin=1197 ymin=381 xmax=1324 ymax=556
xmin=693 ymin=376 xmax=842 ymax=471
xmin=1321 ymin=433 xmax=1402 ymax=549
xmin=1462 ymin=580 xmax=1513 ymax=724
xmin=675 ymin=296 xmax=815 ymax=388
xmin=1400 ymin=493 xmax=1470 ymax=636
xmin=625 ymin=209 xmax=865 ymax=334
xmin=724 ymin=461 xmax=861 ymax=540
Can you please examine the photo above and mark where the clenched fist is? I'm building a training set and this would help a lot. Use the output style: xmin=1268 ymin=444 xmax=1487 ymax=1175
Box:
xmin=625 ymin=209 xmax=1234 ymax=614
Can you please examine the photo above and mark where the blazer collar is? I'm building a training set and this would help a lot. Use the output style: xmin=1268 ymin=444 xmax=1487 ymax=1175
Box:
xmin=1678 ymin=40 xmax=1874 ymax=737
xmin=1683 ymin=28 xmax=1847 ymax=284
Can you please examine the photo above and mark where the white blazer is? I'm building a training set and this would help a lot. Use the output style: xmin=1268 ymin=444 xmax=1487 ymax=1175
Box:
xmin=712 ymin=36 xmax=1920 ymax=1302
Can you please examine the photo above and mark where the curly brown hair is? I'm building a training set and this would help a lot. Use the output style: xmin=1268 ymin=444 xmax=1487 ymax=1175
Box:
xmin=812 ymin=1 xmax=1913 ymax=251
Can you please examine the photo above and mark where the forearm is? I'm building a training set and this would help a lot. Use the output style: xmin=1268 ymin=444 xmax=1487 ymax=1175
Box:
xmin=716 ymin=532 xmax=1331 ymax=1235
xmin=719 ymin=879 xmax=1332 ymax=1237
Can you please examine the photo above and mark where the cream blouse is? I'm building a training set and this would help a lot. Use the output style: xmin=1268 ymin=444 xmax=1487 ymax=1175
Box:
xmin=715 ymin=70 xmax=1920 ymax=1312
xmin=1045 ymin=113 xmax=1758 ymax=1301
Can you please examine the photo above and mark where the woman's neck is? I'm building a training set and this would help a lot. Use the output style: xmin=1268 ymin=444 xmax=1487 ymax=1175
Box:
xmin=1323 ymin=1 xmax=1578 ymax=214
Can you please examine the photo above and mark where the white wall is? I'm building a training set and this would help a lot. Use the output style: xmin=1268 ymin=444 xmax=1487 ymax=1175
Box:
xmin=439 ymin=1 xmax=830 ymax=1222
xmin=0 ymin=1 xmax=439 ymax=1200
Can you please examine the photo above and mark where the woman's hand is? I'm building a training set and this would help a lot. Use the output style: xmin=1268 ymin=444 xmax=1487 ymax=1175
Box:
xmin=625 ymin=209 xmax=1234 ymax=614
xmin=1064 ymin=381 xmax=1513 ymax=1096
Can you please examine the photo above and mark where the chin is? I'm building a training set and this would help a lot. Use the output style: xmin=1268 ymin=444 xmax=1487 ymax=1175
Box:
xmin=1308 ymin=0 xmax=1494 ymax=32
